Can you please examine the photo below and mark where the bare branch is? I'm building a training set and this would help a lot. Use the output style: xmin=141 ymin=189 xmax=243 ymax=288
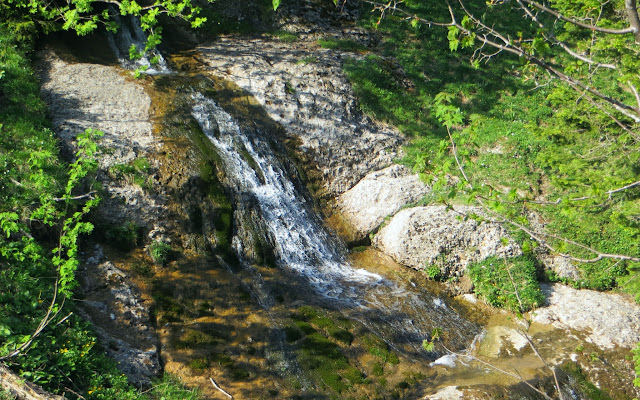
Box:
xmin=521 ymin=0 xmax=637 ymax=36
xmin=516 ymin=0 xmax=616 ymax=69
xmin=479 ymin=204 xmax=640 ymax=263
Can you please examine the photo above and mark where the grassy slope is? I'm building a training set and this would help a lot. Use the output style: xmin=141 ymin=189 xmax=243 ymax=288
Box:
xmin=341 ymin=3 xmax=640 ymax=301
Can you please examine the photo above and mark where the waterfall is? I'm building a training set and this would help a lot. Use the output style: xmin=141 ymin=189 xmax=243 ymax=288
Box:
xmin=191 ymin=93 xmax=480 ymax=357
xmin=106 ymin=8 xmax=169 ymax=74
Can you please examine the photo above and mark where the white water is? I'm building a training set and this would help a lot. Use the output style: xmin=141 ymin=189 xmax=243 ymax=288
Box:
xmin=191 ymin=93 xmax=480 ymax=355
xmin=192 ymin=94 xmax=382 ymax=301
xmin=106 ymin=10 xmax=169 ymax=74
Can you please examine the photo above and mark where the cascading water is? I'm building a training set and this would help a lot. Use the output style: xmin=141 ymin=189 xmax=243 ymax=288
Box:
xmin=105 ymin=8 xmax=169 ymax=74
xmin=191 ymin=93 xmax=480 ymax=357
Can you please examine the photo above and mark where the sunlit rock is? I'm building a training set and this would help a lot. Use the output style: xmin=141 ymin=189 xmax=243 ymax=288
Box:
xmin=337 ymin=165 xmax=430 ymax=240
xmin=533 ymin=283 xmax=640 ymax=349
xmin=373 ymin=206 xmax=521 ymax=278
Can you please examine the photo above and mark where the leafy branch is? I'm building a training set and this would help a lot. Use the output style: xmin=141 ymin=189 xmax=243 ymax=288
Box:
xmin=367 ymin=0 xmax=640 ymax=125
xmin=0 ymin=129 xmax=102 ymax=361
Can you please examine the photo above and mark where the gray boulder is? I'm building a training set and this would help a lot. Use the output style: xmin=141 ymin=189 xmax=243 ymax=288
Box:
xmin=337 ymin=165 xmax=430 ymax=239
xmin=373 ymin=206 xmax=521 ymax=277
xmin=532 ymin=283 xmax=640 ymax=349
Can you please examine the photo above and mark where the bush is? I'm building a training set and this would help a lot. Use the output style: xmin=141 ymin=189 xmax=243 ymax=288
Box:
xmin=150 ymin=240 xmax=172 ymax=265
xmin=105 ymin=221 xmax=144 ymax=252
xmin=468 ymin=255 xmax=544 ymax=312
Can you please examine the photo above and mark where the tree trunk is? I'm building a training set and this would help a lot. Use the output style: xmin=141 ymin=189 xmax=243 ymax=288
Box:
xmin=0 ymin=364 xmax=65 ymax=400
xmin=626 ymin=0 xmax=640 ymax=43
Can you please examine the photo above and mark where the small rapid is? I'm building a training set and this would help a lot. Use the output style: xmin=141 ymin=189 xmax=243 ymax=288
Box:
xmin=105 ymin=8 xmax=169 ymax=74
xmin=191 ymin=93 xmax=479 ymax=357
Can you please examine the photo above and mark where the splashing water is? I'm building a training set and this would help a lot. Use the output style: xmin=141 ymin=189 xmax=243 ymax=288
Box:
xmin=106 ymin=9 xmax=169 ymax=74
xmin=191 ymin=93 xmax=479 ymax=356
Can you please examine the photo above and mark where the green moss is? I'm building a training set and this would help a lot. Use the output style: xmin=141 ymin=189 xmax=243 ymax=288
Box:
xmin=175 ymin=329 xmax=221 ymax=349
xmin=560 ymin=362 xmax=613 ymax=400
xmin=371 ymin=362 xmax=384 ymax=376
xmin=328 ymin=327 xmax=354 ymax=345
xmin=189 ymin=357 xmax=210 ymax=371
xmin=362 ymin=333 xmax=399 ymax=365
xmin=284 ymin=325 xmax=303 ymax=342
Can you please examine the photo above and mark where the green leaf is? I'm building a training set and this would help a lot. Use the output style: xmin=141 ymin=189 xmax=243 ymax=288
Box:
xmin=273 ymin=0 xmax=281 ymax=11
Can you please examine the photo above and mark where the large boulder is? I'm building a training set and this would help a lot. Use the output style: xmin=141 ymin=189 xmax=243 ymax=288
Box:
xmin=532 ymin=283 xmax=640 ymax=349
xmin=337 ymin=165 xmax=430 ymax=239
xmin=373 ymin=206 xmax=521 ymax=277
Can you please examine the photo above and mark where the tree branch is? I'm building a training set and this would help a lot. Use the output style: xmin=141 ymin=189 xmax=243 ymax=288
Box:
xmin=521 ymin=0 xmax=638 ymax=37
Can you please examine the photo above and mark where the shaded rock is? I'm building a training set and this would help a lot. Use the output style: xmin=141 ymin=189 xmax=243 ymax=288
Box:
xmin=538 ymin=254 xmax=581 ymax=281
xmin=197 ymin=37 xmax=404 ymax=196
xmin=373 ymin=206 xmax=521 ymax=277
xmin=532 ymin=283 xmax=640 ymax=350
xmin=337 ymin=165 xmax=430 ymax=239
xmin=38 ymin=50 xmax=155 ymax=169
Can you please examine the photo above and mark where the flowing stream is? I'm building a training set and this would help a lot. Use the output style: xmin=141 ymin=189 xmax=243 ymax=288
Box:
xmin=190 ymin=92 xmax=480 ymax=357
xmin=96 ymin=20 xmax=602 ymax=399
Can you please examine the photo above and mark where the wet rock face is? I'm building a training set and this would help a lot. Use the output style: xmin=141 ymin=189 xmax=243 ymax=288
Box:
xmin=533 ymin=284 xmax=640 ymax=350
xmin=373 ymin=206 xmax=521 ymax=278
xmin=77 ymin=247 xmax=161 ymax=388
xmin=337 ymin=165 xmax=431 ymax=239
xmin=197 ymin=37 xmax=404 ymax=197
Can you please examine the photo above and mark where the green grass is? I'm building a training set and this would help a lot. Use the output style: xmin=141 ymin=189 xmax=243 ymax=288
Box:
xmin=468 ymin=255 xmax=544 ymax=312
xmin=317 ymin=38 xmax=367 ymax=52
xmin=150 ymin=240 xmax=172 ymax=265
xmin=343 ymin=2 xmax=640 ymax=299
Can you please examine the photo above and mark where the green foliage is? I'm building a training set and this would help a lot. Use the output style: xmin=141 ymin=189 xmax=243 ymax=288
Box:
xmin=560 ymin=362 xmax=613 ymax=400
xmin=109 ymin=157 xmax=152 ymax=191
xmin=361 ymin=333 xmax=399 ymax=365
xmin=148 ymin=374 xmax=202 ymax=400
xmin=105 ymin=220 xmax=144 ymax=252
xmin=0 ymin=0 xmax=212 ymax=57
xmin=468 ymin=255 xmax=544 ymax=312
xmin=150 ymin=240 xmax=172 ymax=265
xmin=275 ymin=30 xmax=299 ymax=42
xmin=347 ymin=1 xmax=640 ymax=300
xmin=0 ymin=27 xmax=198 ymax=400
xmin=421 ymin=328 xmax=441 ymax=352
xmin=633 ymin=343 xmax=640 ymax=388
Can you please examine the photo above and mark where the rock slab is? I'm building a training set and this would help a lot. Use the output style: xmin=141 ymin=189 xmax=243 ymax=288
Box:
xmin=373 ymin=206 xmax=521 ymax=277
xmin=533 ymin=283 xmax=640 ymax=349
xmin=337 ymin=165 xmax=430 ymax=238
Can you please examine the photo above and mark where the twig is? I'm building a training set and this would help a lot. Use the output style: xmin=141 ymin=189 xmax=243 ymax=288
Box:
xmin=210 ymin=377 xmax=232 ymax=399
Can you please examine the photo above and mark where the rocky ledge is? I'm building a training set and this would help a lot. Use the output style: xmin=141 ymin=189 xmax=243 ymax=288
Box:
xmin=197 ymin=36 xmax=404 ymax=197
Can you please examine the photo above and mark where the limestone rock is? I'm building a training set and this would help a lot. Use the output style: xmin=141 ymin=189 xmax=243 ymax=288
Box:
xmin=538 ymin=254 xmax=582 ymax=281
xmin=197 ymin=37 xmax=404 ymax=196
xmin=373 ymin=206 xmax=521 ymax=277
xmin=532 ymin=284 xmax=640 ymax=349
xmin=39 ymin=50 xmax=155 ymax=170
xmin=337 ymin=165 xmax=430 ymax=239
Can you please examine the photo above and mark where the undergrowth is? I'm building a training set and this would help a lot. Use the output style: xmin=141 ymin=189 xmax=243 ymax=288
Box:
xmin=346 ymin=2 xmax=640 ymax=297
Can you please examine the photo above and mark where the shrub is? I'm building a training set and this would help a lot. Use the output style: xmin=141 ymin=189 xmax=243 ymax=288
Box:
xmin=150 ymin=240 xmax=172 ymax=265
xmin=105 ymin=221 xmax=144 ymax=251
xmin=468 ymin=255 xmax=544 ymax=312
